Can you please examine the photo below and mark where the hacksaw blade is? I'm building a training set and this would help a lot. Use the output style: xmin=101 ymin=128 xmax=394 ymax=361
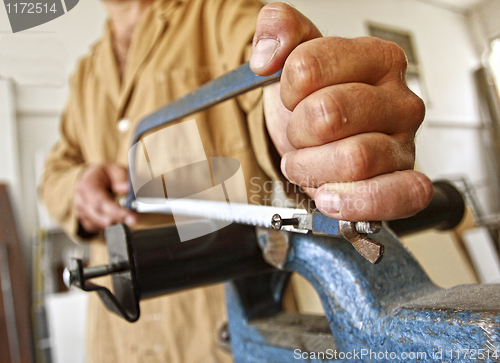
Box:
xmin=131 ymin=198 xmax=309 ymax=233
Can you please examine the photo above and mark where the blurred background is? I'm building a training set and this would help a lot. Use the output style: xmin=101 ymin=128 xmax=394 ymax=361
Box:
xmin=1 ymin=0 xmax=500 ymax=362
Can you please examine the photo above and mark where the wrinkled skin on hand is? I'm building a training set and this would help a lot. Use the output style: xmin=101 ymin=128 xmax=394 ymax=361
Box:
xmin=74 ymin=163 xmax=137 ymax=234
xmin=251 ymin=3 xmax=433 ymax=222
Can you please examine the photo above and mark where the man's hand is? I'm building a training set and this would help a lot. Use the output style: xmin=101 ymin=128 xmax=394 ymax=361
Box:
xmin=250 ymin=3 xmax=433 ymax=222
xmin=74 ymin=163 xmax=137 ymax=234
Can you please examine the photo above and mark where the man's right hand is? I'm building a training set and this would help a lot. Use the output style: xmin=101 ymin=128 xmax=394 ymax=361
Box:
xmin=74 ymin=163 xmax=137 ymax=234
xmin=252 ymin=3 xmax=432 ymax=222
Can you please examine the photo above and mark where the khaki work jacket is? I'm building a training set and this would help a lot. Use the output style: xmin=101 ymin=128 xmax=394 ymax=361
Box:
xmin=39 ymin=0 xmax=292 ymax=361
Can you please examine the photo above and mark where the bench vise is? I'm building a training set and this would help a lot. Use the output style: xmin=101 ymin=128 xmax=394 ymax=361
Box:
xmin=66 ymin=180 xmax=500 ymax=362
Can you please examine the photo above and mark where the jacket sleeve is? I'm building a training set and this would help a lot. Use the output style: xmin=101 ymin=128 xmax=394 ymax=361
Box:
xmin=39 ymin=62 xmax=89 ymax=239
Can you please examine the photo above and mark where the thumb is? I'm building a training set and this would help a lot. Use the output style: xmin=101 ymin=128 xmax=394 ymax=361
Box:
xmin=104 ymin=164 xmax=129 ymax=195
xmin=250 ymin=3 xmax=322 ymax=76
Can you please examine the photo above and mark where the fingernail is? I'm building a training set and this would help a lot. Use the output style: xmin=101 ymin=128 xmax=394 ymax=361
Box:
xmin=250 ymin=38 xmax=280 ymax=70
xmin=280 ymin=155 xmax=290 ymax=181
xmin=125 ymin=215 xmax=136 ymax=226
xmin=315 ymin=189 xmax=343 ymax=215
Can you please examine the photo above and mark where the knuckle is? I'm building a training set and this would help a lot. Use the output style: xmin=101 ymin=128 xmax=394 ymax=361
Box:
xmin=93 ymin=215 xmax=110 ymax=229
xmin=393 ymin=90 xmax=425 ymax=134
xmin=401 ymin=152 xmax=416 ymax=171
xmin=311 ymin=92 xmax=345 ymax=143
xmin=286 ymin=155 xmax=319 ymax=187
xmin=80 ymin=216 xmax=99 ymax=233
xmin=341 ymin=141 xmax=371 ymax=182
xmin=74 ymin=197 xmax=83 ymax=212
xmin=392 ymin=137 xmax=416 ymax=170
xmin=102 ymin=217 xmax=113 ymax=227
xmin=286 ymin=156 xmax=304 ymax=183
xmin=406 ymin=93 xmax=426 ymax=125
xmin=284 ymin=49 xmax=321 ymax=100
xmin=107 ymin=163 xmax=126 ymax=178
xmin=391 ymin=43 xmax=408 ymax=66
xmin=80 ymin=219 xmax=92 ymax=231
xmin=365 ymin=37 xmax=408 ymax=80
xmin=261 ymin=2 xmax=294 ymax=17
xmin=85 ymin=164 xmax=99 ymax=177
xmin=403 ymin=141 xmax=416 ymax=168
xmin=383 ymin=41 xmax=408 ymax=74
xmin=410 ymin=172 xmax=433 ymax=212
xmin=95 ymin=199 xmax=105 ymax=214
xmin=73 ymin=195 xmax=88 ymax=215
xmin=76 ymin=178 xmax=86 ymax=194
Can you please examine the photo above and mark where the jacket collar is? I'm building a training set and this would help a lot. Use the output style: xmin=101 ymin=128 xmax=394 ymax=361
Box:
xmin=154 ymin=0 xmax=186 ymax=19
xmin=94 ymin=0 xmax=186 ymax=117
xmin=95 ymin=22 xmax=121 ymax=104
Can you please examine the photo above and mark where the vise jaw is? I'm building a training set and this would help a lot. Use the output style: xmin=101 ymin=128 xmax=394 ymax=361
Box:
xmin=65 ymin=184 xmax=500 ymax=362
xmin=240 ymin=225 xmax=500 ymax=362
xmin=65 ymin=179 xmax=500 ymax=362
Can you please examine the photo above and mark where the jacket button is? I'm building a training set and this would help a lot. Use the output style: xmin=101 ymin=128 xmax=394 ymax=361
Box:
xmin=117 ymin=118 xmax=131 ymax=133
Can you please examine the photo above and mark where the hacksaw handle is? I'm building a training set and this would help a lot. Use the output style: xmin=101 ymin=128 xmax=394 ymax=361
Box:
xmin=126 ymin=62 xmax=282 ymax=208
xmin=130 ymin=62 xmax=282 ymax=146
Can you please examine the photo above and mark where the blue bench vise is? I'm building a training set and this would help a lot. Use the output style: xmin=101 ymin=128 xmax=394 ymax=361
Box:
xmin=65 ymin=181 xmax=500 ymax=362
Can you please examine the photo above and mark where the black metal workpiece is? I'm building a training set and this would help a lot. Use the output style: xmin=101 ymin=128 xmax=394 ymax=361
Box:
xmin=128 ymin=222 xmax=274 ymax=299
xmin=388 ymin=180 xmax=465 ymax=236
xmin=71 ymin=221 xmax=276 ymax=321
xmin=73 ymin=262 xmax=129 ymax=282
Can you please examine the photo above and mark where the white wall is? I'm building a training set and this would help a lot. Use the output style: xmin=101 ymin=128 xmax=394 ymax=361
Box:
xmin=0 ymin=79 xmax=22 ymax=215
xmin=0 ymin=0 xmax=107 ymax=262
xmin=464 ymin=0 xmax=500 ymax=213
xmin=469 ymin=0 xmax=500 ymax=54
